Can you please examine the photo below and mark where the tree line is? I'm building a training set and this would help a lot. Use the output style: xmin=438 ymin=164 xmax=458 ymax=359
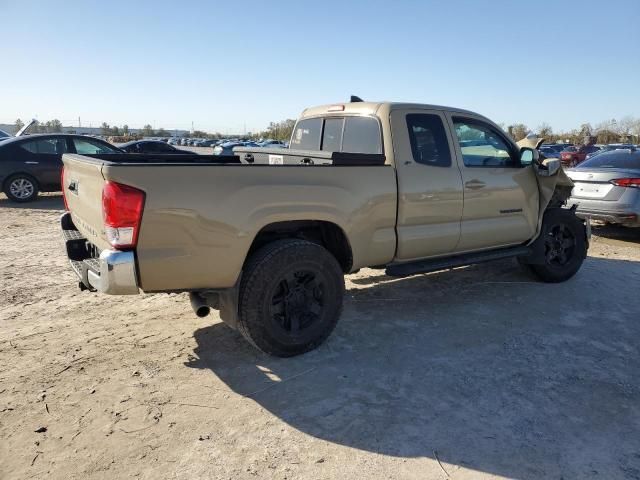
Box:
xmin=12 ymin=116 xmax=640 ymax=144
xmin=503 ymin=117 xmax=640 ymax=144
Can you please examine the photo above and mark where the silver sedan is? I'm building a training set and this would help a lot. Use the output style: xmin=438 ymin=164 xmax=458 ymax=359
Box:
xmin=566 ymin=149 xmax=640 ymax=227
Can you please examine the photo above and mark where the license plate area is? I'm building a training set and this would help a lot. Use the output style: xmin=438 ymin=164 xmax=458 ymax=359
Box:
xmin=572 ymin=182 xmax=611 ymax=199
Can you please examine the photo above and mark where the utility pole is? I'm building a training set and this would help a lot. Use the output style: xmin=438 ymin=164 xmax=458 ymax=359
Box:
xmin=78 ymin=116 xmax=81 ymax=129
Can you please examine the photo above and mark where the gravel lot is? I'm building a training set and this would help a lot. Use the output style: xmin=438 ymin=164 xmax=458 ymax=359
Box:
xmin=1 ymin=193 xmax=640 ymax=480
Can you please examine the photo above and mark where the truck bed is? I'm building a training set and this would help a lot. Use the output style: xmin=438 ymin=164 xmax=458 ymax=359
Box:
xmin=62 ymin=153 xmax=398 ymax=292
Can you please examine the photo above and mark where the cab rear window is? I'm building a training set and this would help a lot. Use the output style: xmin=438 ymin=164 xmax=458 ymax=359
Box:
xmin=342 ymin=117 xmax=382 ymax=154
xmin=290 ymin=118 xmax=322 ymax=150
xmin=291 ymin=116 xmax=382 ymax=154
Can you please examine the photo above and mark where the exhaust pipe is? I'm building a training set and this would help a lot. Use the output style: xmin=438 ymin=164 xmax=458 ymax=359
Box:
xmin=189 ymin=292 xmax=211 ymax=318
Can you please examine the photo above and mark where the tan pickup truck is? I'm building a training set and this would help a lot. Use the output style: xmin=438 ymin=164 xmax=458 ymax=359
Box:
xmin=60 ymin=100 xmax=588 ymax=356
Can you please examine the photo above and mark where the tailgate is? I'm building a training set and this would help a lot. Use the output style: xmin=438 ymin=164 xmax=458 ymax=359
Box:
xmin=62 ymin=154 xmax=111 ymax=250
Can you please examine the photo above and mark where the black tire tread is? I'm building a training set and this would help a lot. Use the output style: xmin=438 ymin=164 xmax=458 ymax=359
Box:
xmin=237 ymin=239 xmax=344 ymax=357
xmin=528 ymin=208 xmax=587 ymax=283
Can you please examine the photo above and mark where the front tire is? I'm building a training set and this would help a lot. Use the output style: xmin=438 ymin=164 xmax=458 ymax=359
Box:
xmin=4 ymin=174 xmax=39 ymax=202
xmin=526 ymin=209 xmax=587 ymax=283
xmin=237 ymin=239 xmax=344 ymax=357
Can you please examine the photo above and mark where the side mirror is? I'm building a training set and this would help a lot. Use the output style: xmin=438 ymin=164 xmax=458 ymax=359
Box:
xmin=520 ymin=147 xmax=539 ymax=166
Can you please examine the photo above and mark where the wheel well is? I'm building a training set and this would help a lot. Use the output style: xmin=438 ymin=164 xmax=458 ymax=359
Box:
xmin=248 ymin=221 xmax=353 ymax=273
xmin=548 ymin=184 xmax=573 ymax=208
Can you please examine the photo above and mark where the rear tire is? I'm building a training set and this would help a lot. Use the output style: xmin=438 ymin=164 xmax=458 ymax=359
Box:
xmin=526 ymin=209 xmax=587 ymax=283
xmin=4 ymin=174 xmax=39 ymax=203
xmin=237 ymin=239 xmax=344 ymax=357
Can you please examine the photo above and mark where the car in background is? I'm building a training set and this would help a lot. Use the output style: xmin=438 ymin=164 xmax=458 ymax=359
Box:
xmin=540 ymin=146 xmax=560 ymax=158
xmin=212 ymin=142 xmax=237 ymax=156
xmin=601 ymin=143 xmax=635 ymax=153
xmin=0 ymin=134 xmax=122 ymax=202
xmin=167 ymin=137 xmax=181 ymax=145
xmin=560 ymin=145 xmax=600 ymax=167
xmin=119 ymin=140 xmax=192 ymax=154
xmin=258 ymin=139 xmax=286 ymax=147
xmin=585 ymin=144 xmax=636 ymax=160
xmin=195 ymin=139 xmax=218 ymax=147
xmin=549 ymin=144 xmax=573 ymax=154
xmin=566 ymin=149 xmax=640 ymax=227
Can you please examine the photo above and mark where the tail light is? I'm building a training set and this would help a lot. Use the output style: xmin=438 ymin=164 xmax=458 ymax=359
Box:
xmin=611 ymin=178 xmax=640 ymax=188
xmin=102 ymin=181 xmax=145 ymax=249
xmin=61 ymin=166 xmax=69 ymax=210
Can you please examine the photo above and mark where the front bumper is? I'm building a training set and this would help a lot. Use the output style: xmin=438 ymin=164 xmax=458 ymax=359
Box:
xmin=60 ymin=212 xmax=140 ymax=294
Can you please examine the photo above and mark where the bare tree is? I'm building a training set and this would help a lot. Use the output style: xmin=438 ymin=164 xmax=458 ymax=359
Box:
xmin=537 ymin=122 xmax=553 ymax=138
xmin=510 ymin=123 xmax=529 ymax=141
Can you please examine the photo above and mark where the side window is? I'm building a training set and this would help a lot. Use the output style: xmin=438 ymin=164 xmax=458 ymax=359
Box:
xmin=453 ymin=118 xmax=516 ymax=167
xmin=158 ymin=143 xmax=174 ymax=152
xmin=290 ymin=118 xmax=322 ymax=150
xmin=20 ymin=138 xmax=68 ymax=155
xmin=321 ymin=118 xmax=344 ymax=151
xmin=406 ymin=114 xmax=451 ymax=167
xmin=20 ymin=140 xmax=39 ymax=154
xmin=342 ymin=117 xmax=382 ymax=154
xmin=73 ymin=138 xmax=119 ymax=155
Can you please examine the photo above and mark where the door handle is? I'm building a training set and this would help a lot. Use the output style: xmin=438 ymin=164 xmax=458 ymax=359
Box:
xmin=24 ymin=161 xmax=39 ymax=165
xmin=465 ymin=180 xmax=486 ymax=190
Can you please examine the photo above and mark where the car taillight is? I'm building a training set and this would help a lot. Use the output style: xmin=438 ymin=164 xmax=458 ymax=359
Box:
xmin=61 ymin=166 xmax=69 ymax=210
xmin=102 ymin=181 xmax=145 ymax=249
xmin=611 ymin=178 xmax=640 ymax=188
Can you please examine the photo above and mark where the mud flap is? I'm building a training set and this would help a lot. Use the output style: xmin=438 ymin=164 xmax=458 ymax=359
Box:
xmin=218 ymin=286 xmax=240 ymax=330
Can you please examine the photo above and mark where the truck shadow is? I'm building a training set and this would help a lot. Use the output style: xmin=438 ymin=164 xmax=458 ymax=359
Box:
xmin=186 ymin=256 xmax=640 ymax=479
xmin=592 ymin=224 xmax=640 ymax=245
xmin=0 ymin=193 xmax=64 ymax=211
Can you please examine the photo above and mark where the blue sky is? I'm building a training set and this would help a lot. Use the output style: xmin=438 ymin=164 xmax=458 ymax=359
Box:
xmin=1 ymin=0 xmax=638 ymax=134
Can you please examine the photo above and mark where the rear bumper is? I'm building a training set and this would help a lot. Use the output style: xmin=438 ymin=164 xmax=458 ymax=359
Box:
xmin=60 ymin=212 xmax=140 ymax=294
xmin=574 ymin=209 xmax=639 ymax=226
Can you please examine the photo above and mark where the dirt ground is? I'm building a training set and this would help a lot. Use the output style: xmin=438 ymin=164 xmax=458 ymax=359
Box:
xmin=1 ymin=193 xmax=639 ymax=480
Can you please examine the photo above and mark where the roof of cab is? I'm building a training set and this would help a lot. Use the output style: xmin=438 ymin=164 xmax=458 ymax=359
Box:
xmin=300 ymin=101 xmax=483 ymax=119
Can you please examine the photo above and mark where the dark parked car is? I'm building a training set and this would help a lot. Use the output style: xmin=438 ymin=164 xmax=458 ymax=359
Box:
xmin=119 ymin=140 xmax=191 ymax=154
xmin=540 ymin=146 xmax=560 ymax=158
xmin=0 ymin=134 xmax=122 ymax=202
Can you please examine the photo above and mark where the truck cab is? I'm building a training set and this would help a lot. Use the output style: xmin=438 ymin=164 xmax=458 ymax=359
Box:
xmin=289 ymin=102 xmax=542 ymax=258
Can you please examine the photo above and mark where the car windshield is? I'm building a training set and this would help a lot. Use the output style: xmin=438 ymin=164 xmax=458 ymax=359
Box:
xmin=577 ymin=151 xmax=640 ymax=169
